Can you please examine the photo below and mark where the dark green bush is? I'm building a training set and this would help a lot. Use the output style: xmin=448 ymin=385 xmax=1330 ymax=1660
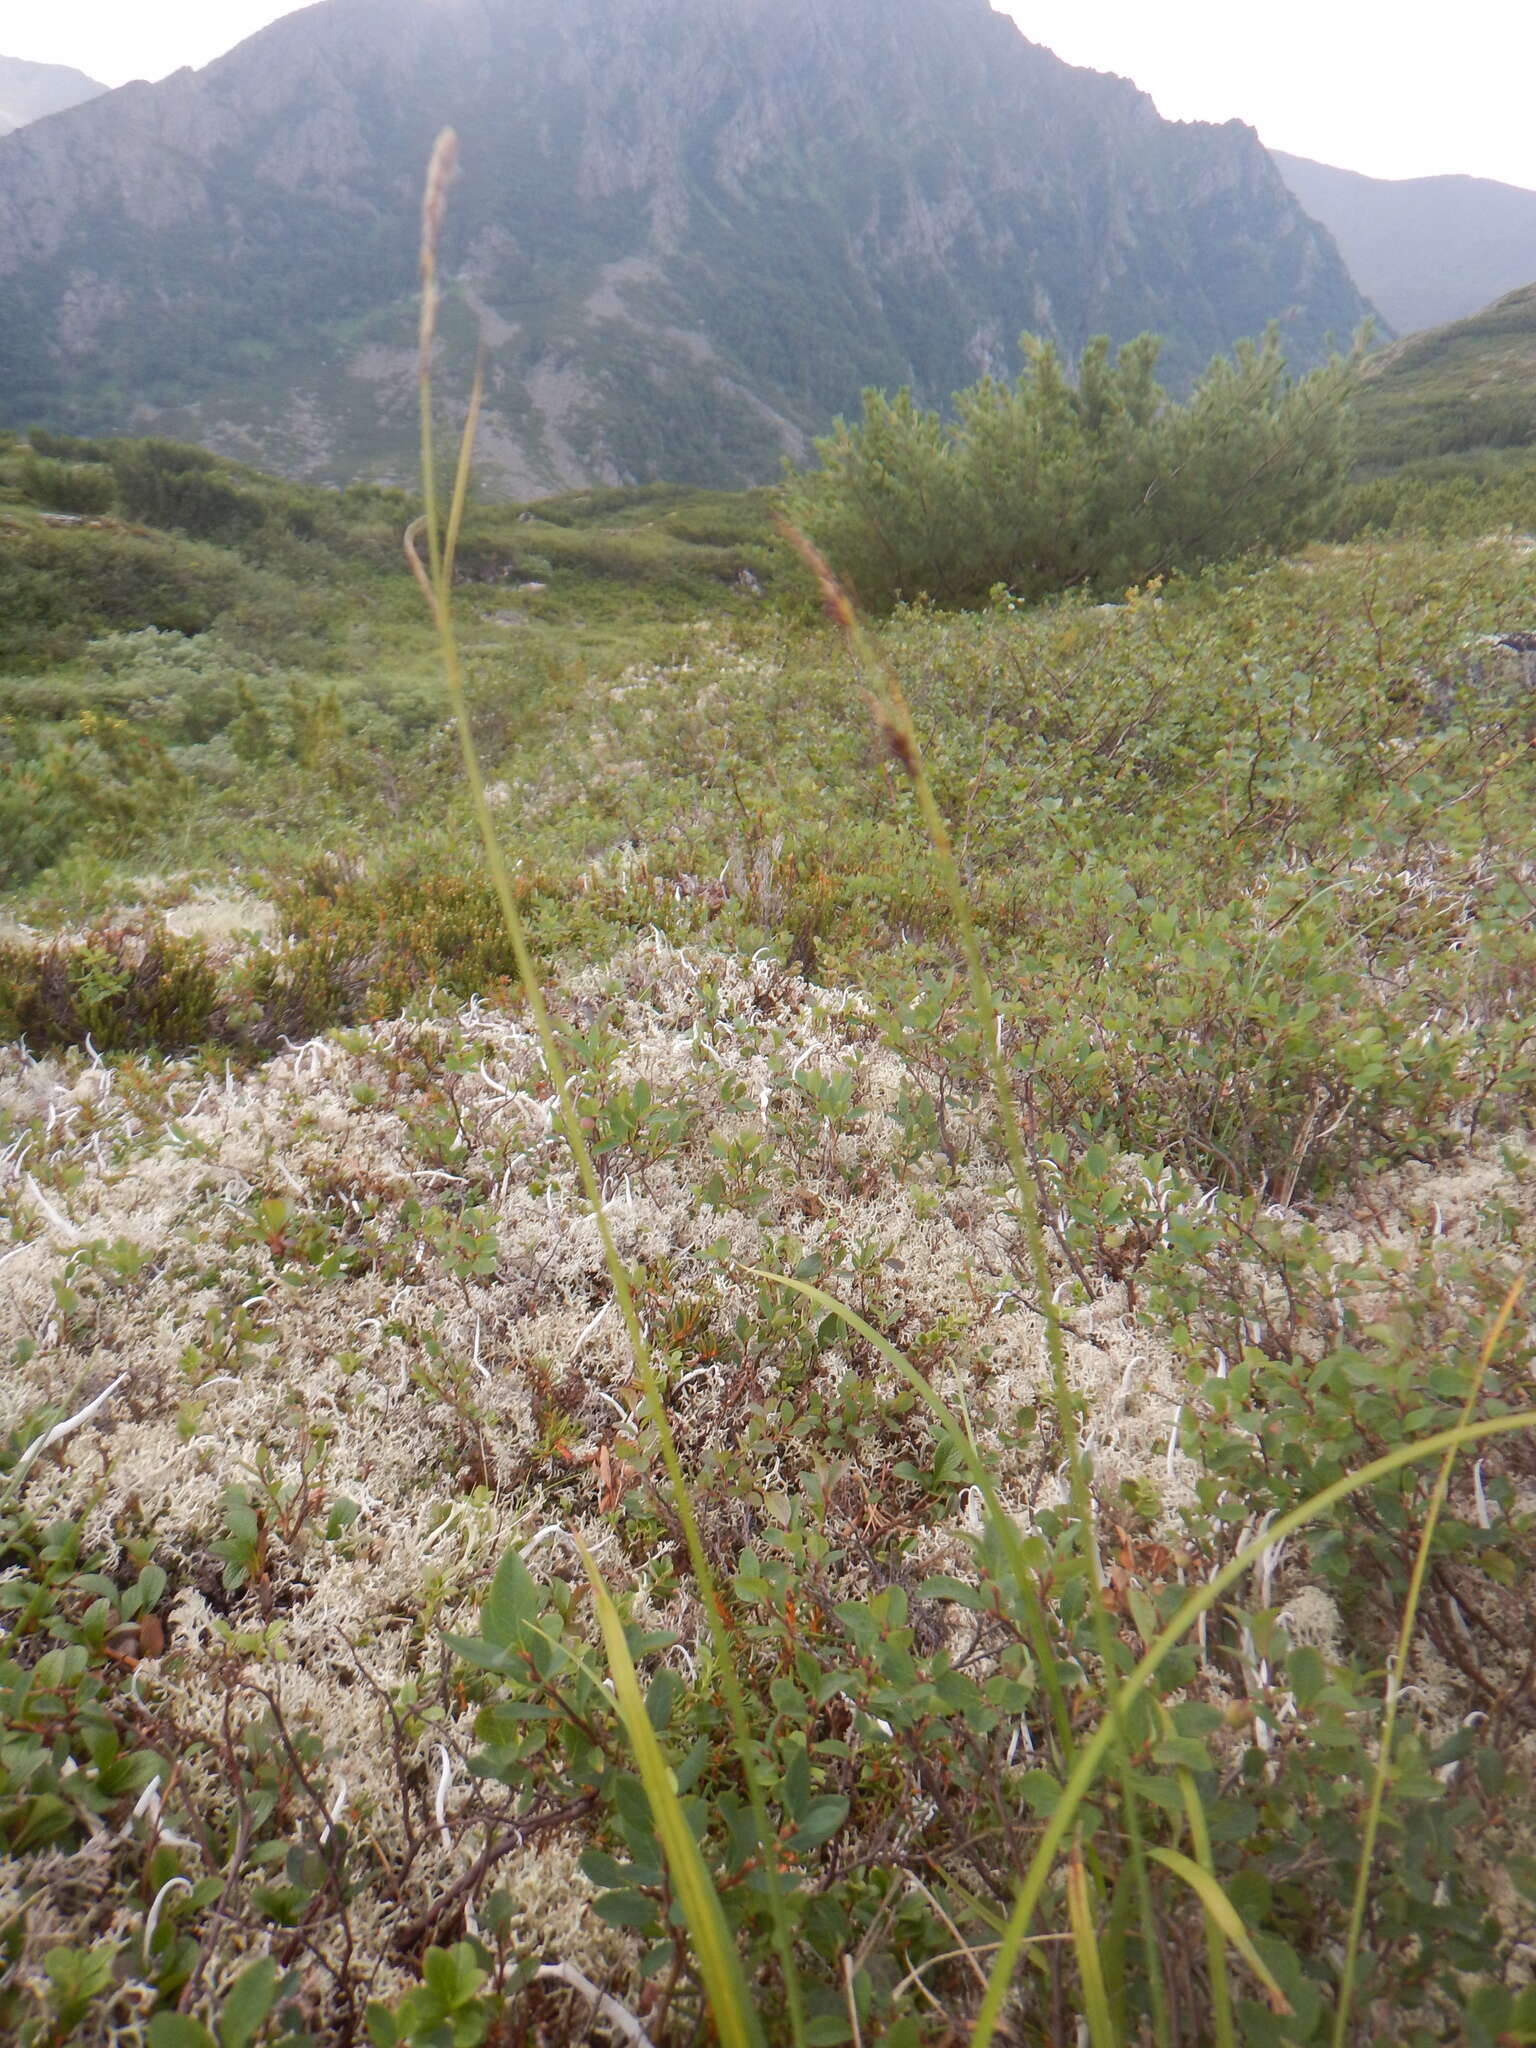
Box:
xmin=787 ymin=326 xmax=1360 ymax=608
xmin=18 ymin=456 xmax=116 ymax=516
xmin=109 ymin=439 xmax=265 ymax=545
xmin=0 ymin=521 xmax=248 ymax=670
xmin=26 ymin=428 xmax=114 ymax=464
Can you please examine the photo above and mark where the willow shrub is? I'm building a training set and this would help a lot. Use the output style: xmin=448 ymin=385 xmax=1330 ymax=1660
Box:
xmin=785 ymin=327 xmax=1360 ymax=609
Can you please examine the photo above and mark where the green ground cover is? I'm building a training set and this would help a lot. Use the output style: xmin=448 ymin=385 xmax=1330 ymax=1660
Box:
xmin=1352 ymin=285 xmax=1536 ymax=474
xmin=2 ymin=399 xmax=1536 ymax=2043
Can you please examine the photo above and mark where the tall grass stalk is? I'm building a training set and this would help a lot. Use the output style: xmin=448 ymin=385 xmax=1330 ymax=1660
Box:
xmin=1330 ymin=1269 xmax=1527 ymax=2046
xmin=409 ymin=129 xmax=806 ymax=2047
xmin=1162 ymin=1704 xmax=1237 ymax=2048
xmin=968 ymin=1406 xmax=1536 ymax=2046
xmin=412 ymin=133 xmax=1536 ymax=2044
xmin=583 ymin=1545 xmax=765 ymax=2048
xmin=779 ymin=522 xmax=1170 ymax=2038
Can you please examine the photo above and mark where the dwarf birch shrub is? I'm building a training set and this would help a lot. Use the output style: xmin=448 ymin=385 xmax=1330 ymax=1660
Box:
xmin=787 ymin=328 xmax=1359 ymax=608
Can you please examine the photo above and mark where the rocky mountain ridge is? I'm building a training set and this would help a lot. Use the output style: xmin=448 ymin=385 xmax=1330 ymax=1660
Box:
xmin=0 ymin=0 xmax=1373 ymax=492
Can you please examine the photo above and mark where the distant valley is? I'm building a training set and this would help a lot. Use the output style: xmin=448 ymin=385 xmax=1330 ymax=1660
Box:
xmin=1273 ymin=149 xmax=1536 ymax=337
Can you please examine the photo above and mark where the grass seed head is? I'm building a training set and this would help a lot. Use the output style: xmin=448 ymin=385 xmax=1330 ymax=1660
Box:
xmin=418 ymin=127 xmax=460 ymax=376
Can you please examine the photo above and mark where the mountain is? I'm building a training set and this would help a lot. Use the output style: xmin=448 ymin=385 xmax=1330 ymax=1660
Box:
xmin=1353 ymin=282 xmax=1536 ymax=471
xmin=1273 ymin=150 xmax=1536 ymax=338
xmin=0 ymin=0 xmax=1373 ymax=495
xmin=0 ymin=54 xmax=105 ymax=136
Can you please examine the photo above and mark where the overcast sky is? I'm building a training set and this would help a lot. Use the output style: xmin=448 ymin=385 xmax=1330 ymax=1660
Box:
xmin=9 ymin=0 xmax=1535 ymax=191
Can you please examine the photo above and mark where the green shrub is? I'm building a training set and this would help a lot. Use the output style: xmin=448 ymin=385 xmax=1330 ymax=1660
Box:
xmin=0 ymin=921 xmax=220 ymax=1052
xmin=1333 ymin=448 xmax=1536 ymax=540
xmin=0 ymin=520 xmax=249 ymax=671
xmin=108 ymin=439 xmax=265 ymax=545
xmin=0 ymin=715 xmax=182 ymax=889
xmin=18 ymin=456 xmax=116 ymax=516
xmin=26 ymin=427 xmax=114 ymax=464
xmin=786 ymin=326 xmax=1360 ymax=608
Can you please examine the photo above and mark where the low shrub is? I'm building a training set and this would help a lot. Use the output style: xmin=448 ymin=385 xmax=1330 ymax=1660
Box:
xmin=0 ymin=921 xmax=221 ymax=1053
xmin=272 ymin=860 xmax=529 ymax=1017
xmin=18 ymin=455 xmax=116 ymax=516
xmin=0 ymin=715 xmax=182 ymax=890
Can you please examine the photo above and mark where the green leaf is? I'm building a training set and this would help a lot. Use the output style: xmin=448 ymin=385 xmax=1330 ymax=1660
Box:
xmin=786 ymin=1795 xmax=848 ymax=1852
xmin=782 ymin=1743 xmax=813 ymax=1822
xmin=1475 ymin=1746 xmax=1507 ymax=1795
xmin=593 ymin=1889 xmax=658 ymax=1930
xmin=645 ymin=1666 xmax=679 ymax=1733
xmin=364 ymin=2004 xmax=400 ymax=2048
xmin=442 ymin=1633 xmax=517 ymax=1675
xmin=578 ymin=1849 xmax=631 ymax=1889
xmin=482 ymin=1547 xmax=540 ymax=1649
xmin=1151 ymin=1735 xmax=1211 ymax=1774
xmin=1018 ymin=1771 xmax=1061 ymax=1816
xmin=916 ymin=1574 xmax=991 ymax=1610
xmin=804 ymin=2018 xmax=853 ymax=2045
xmin=326 ymin=1498 xmax=361 ymax=1540
xmin=423 ymin=1942 xmax=487 ymax=2012
xmin=1284 ymin=1644 xmax=1326 ymax=1706
xmin=769 ymin=1677 xmax=807 ymax=1718
xmin=217 ymin=1959 xmax=280 ymax=2048
xmin=148 ymin=2020 xmax=217 ymax=2048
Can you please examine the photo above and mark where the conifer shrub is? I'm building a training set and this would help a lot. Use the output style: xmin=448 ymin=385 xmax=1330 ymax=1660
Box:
xmin=108 ymin=439 xmax=265 ymax=546
xmin=786 ymin=327 xmax=1360 ymax=609
xmin=0 ymin=714 xmax=182 ymax=889
xmin=18 ymin=455 xmax=117 ymax=517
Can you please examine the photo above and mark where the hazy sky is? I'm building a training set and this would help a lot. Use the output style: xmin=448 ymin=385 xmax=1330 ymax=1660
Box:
xmin=8 ymin=0 xmax=1535 ymax=191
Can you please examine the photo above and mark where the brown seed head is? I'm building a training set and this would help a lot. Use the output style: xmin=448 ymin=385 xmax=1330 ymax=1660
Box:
xmin=774 ymin=516 xmax=858 ymax=639
xmin=872 ymin=701 xmax=919 ymax=778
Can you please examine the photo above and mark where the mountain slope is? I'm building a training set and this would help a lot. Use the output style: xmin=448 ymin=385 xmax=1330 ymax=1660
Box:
xmin=1273 ymin=150 xmax=1536 ymax=337
xmin=0 ymin=54 xmax=105 ymax=136
xmin=0 ymin=0 xmax=1373 ymax=493
xmin=1353 ymin=283 xmax=1536 ymax=471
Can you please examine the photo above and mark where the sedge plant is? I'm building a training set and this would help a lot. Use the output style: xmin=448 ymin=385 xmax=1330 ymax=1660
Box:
xmin=412 ymin=129 xmax=1536 ymax=2048
xmin=408 ymin=128 xmax=798 ymax=2048
xmin=767 ymin=537 xmax=1536 ymax=2045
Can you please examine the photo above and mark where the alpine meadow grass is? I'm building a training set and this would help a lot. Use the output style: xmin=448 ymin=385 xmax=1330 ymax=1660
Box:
xmin=407 ymin=129 xmax=1536 ymax=2048
xmin=4 ymin=120 xmax=1536 ymax=2048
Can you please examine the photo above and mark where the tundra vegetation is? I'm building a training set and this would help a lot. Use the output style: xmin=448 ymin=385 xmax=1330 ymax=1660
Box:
xmin=2 ymin=263 xmax=1536 ymax=2048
